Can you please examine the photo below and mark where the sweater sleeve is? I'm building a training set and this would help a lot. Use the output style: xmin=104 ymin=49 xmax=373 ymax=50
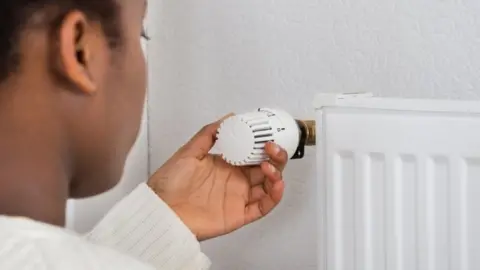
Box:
xmin=84 ymin=183 xmax=211 ymax=270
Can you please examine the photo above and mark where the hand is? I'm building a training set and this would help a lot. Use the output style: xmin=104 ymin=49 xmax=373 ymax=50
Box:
xmin=147 ymin=115 xmax=288 ymax=241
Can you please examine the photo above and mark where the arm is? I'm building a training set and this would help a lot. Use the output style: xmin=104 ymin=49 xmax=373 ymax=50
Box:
xmin=84 ymin=183 xmax=211 ymax=270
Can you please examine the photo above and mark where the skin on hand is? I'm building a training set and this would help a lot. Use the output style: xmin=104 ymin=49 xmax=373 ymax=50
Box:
xmin=148 ymin=115 xmax=288 ymax=241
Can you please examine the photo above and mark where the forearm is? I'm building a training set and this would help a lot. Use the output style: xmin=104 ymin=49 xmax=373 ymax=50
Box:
xmin=83 ymin=183 xmax=211 ymax=270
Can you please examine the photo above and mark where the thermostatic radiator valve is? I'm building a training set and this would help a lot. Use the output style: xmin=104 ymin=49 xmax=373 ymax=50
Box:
xmin=215 ymin=108 xmax=315 ymax=166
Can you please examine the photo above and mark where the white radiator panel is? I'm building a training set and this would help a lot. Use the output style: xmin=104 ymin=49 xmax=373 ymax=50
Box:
xmin=316 ymin=94 xmax=480 ymax=270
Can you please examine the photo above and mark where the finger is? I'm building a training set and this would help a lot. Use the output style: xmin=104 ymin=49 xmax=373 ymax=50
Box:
xmin=241 ymin=142 xmax=287 ymax=186
xmin=260 ymin=161 xmax=282 ymax=204
xmin=244 ymin=180 xmax=284 ymax=224
xmin=242 ymin=145 xmax=286 ymax=186
xmin=179 ymin=113 xmax=234 ymax=159
xmin=261 ymin=162 xmax=283 ymax=185
xmin=242 ymin=166 xmax=265 ymax=186
xmin=264 ymin=142 xmax=288 ymax=171
xmin=249 ymin=185 xmax=267 ymax=203
xmin=244 ymin=162 xmax=284 ymax=223
xmin=248 ymin=167 xmax=277 ymax=203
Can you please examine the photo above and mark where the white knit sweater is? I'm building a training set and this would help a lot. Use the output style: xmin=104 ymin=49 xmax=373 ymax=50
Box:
xmin=0 ymin=183 xmax=211 ymax=270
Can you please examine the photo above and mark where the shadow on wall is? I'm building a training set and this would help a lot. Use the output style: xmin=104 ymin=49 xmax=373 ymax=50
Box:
xmin=201 ymin=150 xmax=318 ymax=270
xmin=147 ymin=0 xmax=480 ymax=269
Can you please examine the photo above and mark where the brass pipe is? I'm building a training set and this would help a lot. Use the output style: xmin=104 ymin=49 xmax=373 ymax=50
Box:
xmin=296 ymin=120 xmax=316 ymax=146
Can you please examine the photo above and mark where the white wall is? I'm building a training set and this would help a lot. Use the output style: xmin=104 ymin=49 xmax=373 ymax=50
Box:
xmin=147 ymin=0 xmax=480 ymax=269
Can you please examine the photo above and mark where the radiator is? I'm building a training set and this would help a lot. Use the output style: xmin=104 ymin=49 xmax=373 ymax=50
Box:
xmin=315 ymin=93 xmax=480 ymax=270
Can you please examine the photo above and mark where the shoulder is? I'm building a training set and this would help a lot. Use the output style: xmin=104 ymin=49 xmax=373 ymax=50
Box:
xmin=0 ymin=216 xmax=153 ymax=270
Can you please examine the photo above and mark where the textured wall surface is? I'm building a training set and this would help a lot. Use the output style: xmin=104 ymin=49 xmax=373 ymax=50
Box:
xmin=147 ymin=0 xmax=480 ymax=269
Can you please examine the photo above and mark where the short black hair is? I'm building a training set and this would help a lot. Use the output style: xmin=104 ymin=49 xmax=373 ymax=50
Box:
xmin=0 ymin=0 xmax=121 ymax=83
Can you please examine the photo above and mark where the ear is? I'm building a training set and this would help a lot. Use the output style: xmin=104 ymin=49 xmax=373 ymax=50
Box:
xmin=56 ymin=11 xmax=98 ymax=94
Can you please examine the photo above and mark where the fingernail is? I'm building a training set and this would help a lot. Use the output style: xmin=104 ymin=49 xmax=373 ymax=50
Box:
xmin=272 ymin=143 xmax=281 ymax=155
xmin=218 ymin=113 xmax=234 ymax=122
xmin=269 ymin=163 xmax=277 ymax=173
xmin=223 ymin=112 xmax=234 ymax=118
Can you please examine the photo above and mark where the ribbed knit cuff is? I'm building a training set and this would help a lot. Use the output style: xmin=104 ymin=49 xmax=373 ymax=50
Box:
xmin=85 ymin=183 xmax=211 ymax=270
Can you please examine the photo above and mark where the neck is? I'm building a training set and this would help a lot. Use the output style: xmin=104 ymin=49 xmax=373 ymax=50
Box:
xmin=0 ymin=84 xmax=71 ymax=226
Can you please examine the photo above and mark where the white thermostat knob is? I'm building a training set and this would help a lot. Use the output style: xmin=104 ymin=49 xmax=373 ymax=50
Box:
xmin=216 ymin=108 xmax=301 ymax=166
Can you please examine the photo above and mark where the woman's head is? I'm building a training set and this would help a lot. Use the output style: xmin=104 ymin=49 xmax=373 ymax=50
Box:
xmin=0 ymin=0 xmax=148 ymax=198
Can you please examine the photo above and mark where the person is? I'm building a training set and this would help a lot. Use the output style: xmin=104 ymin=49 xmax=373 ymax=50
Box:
xmin=0 ymin=0 xmax=289 ymax=269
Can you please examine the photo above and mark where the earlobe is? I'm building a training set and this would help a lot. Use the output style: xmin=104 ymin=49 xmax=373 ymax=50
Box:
xmin=57 ymin=11 xmax=97 ymax=94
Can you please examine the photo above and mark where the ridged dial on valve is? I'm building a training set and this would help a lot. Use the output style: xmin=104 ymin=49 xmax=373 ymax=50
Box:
xmin=216 ymin=108 xmax=300 ymax=166
xmin=216 ymin=112 xmax=274 ymax=166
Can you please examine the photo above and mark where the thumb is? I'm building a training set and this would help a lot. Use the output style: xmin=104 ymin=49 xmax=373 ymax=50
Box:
xmin=180 ymin=113 xmax=234 ymax=159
